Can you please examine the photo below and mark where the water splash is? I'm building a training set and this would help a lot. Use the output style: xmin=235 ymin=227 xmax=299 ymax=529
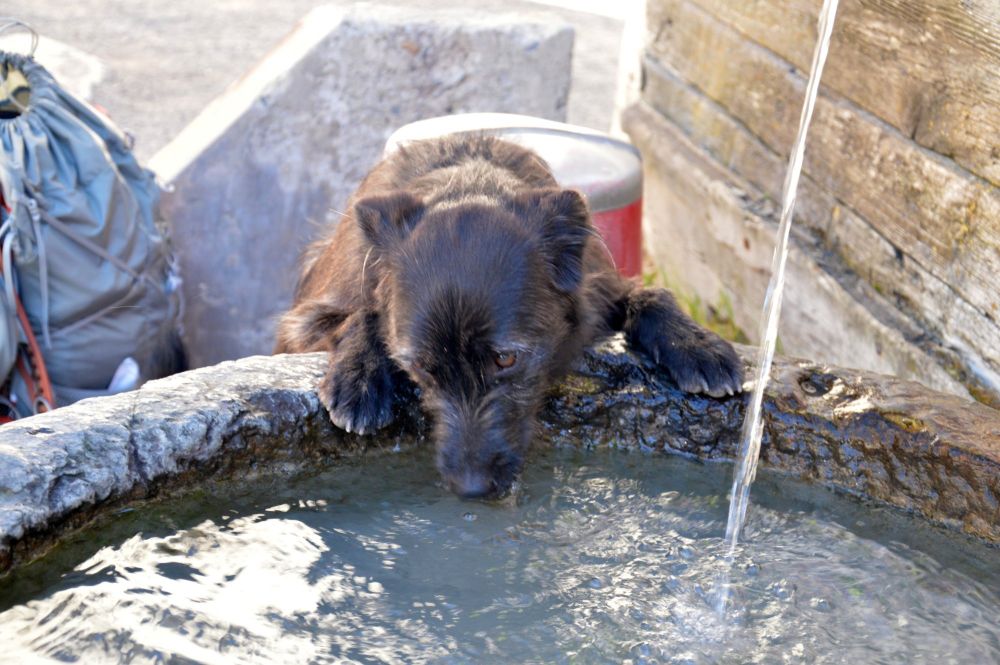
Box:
xmin=718 ymin=0 xmax=841 ymax=608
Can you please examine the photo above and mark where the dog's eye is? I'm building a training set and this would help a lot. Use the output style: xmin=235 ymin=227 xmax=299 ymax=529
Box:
xmin=494 ymin=351 xmax=517 ymax=370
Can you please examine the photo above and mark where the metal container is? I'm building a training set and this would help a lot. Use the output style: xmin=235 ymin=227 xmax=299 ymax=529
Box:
xmin=385 ymin=113 xmax=643 ymax=278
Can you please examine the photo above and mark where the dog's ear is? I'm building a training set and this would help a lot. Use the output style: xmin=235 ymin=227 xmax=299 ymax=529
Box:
xmin=514 ymin=188 xmax=591 ymax=292
xmin=355 ymin=192 xmax=425 ymax=251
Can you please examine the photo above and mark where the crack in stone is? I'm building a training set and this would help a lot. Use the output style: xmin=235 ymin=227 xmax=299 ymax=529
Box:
xmin=125 ymin=383 xmax=148 ymax=486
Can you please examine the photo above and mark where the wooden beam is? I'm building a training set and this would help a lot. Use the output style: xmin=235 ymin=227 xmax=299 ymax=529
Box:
xmin=623 ymin=101 xmax=972 ymax=399
xmin=647 ymin=0 xmax=1000 ymax=341
xmin=677 ymin=0 xmax=1000 ymax=187
xmin=642 ymin=58 xmax=1000 ymax=405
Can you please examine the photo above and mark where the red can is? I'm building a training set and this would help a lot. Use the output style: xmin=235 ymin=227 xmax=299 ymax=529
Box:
xmin=385 ymin=113 xmax=643 ymax=279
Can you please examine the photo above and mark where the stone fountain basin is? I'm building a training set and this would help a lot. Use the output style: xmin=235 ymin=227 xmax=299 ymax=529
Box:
xmin=1 ymin=338 xmax=998 ymax=575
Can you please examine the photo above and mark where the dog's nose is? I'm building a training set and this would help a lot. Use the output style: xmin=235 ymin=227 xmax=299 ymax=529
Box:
xmin=454 ymin=473 xmax=495 ymax=499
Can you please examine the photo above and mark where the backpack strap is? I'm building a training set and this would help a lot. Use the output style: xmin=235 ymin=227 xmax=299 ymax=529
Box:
xmin=12 ymin=285 xmax=55 ymax=414
xmin=0 ymin=196 xmax=55 ymax=419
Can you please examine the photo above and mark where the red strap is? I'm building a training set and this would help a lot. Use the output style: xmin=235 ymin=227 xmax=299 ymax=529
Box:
xmin=0 ymin=244 xmax=56 ymax=416
xmin=0 ymin=190 xmax=55 ymax=416
xmin=14 ymin=293 xmax=55 ymax=413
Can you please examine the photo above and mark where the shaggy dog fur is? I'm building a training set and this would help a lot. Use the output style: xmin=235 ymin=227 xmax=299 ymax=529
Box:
xmin=275 ymin=136 xmax=742 ymax=498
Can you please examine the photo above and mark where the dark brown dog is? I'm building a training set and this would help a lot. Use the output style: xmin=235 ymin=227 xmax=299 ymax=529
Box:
xmin=275 ymin=136 xmax=742 ymax=498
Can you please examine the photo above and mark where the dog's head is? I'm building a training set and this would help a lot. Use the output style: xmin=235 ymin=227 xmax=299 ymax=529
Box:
xmin=356 ymin=188 xmax=591 ymax=498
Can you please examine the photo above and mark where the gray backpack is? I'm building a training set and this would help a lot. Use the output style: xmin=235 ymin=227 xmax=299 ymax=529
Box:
xmin=0 ymin=26 xmax=183 ymax=418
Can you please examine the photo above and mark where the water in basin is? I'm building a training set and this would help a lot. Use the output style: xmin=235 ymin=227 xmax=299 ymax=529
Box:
xmin=1 ymin=447 xmax=998 ymax=664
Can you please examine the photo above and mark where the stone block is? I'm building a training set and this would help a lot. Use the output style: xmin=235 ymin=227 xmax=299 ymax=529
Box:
xmin=3 ymin=339 xmax=1000 ymax=574
xmin=149 ymin=3 xmax=574 ymax=367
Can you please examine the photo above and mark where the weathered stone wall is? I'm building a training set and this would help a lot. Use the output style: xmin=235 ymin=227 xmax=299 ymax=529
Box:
xmin=626 ymin=0 xmax=1000 ymax=408
xmin=149 ymin=4 xmax=573 ymax=368
xmin=2 ymin=343 xmax=999 ymax=576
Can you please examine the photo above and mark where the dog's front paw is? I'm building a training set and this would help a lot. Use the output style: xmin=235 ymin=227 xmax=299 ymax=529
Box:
xmin=319 ymin=361 xmax=396 ymax=435
xmin=651 ymin=330 xmax=744 ymax=398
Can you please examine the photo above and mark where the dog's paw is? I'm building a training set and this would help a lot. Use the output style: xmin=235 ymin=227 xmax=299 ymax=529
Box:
xmin=650 ymin=330 xmax=743 ymax=398
xmin=319 ymin=362 xmax=396 ymax=435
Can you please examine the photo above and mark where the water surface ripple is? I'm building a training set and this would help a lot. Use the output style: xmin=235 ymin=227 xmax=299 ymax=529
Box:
xmin=1 ymin=448 xmax=998 ymax=664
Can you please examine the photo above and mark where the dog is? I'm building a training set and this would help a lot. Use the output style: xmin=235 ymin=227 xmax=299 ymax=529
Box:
xmin=275 ymin=135 xmax=742 ymax=498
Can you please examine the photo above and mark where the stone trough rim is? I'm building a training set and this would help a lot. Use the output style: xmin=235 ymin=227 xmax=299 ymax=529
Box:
xmin=1 ymin=340 xmax=999 ymax=577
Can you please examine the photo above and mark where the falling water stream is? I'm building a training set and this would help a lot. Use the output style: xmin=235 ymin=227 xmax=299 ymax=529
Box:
xmin=718 ymin=0 xmax=841 ymax=609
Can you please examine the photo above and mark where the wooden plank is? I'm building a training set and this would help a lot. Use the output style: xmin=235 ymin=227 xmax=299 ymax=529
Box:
xmin=675 ymin=0 xmax=1000 ymax=187
xmin=641 ymin=57 xmax=1000 ymax=407
xmin=641 ymin=57 xmax=837 ymax=239
xmin=623 ymin=101 xmax=973 ymax=398
xmin=646 ymin=0 xmax=1000 ymax=340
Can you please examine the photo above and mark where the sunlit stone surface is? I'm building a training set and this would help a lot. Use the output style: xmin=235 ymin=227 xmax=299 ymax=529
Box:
xmin=1 ymin=340 xmax=998 ymax=576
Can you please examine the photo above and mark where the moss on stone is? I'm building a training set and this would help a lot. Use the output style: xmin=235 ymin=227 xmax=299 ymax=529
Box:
xmin=882 ymin=412 xmax=927 ymax=434
xmin=642 ymin=267 xmax=750 ymax=343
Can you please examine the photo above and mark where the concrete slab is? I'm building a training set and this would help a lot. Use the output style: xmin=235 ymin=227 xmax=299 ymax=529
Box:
xmin=15 ymin=1 xmax=623 ymax=160
xmin=150 ymin=4 xmax=574 ymax=367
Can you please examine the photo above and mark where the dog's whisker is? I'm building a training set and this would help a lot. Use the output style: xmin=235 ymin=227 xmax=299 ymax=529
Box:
xmin=360 ymin=247 xmax=375 ymax=304
xmin=584 ymin=225 xmax=618 ymax=272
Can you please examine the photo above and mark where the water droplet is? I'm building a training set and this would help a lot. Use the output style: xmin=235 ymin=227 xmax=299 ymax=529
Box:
xmin=770 ymin=580 xmax=792 ymax=600
xmin=661 ymin=576 xmax=682 ymax=592
xmin=810 ymin=597 xmax=832 ymax=612
xmin=630 ymin=642 xmax=652 ymax=657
